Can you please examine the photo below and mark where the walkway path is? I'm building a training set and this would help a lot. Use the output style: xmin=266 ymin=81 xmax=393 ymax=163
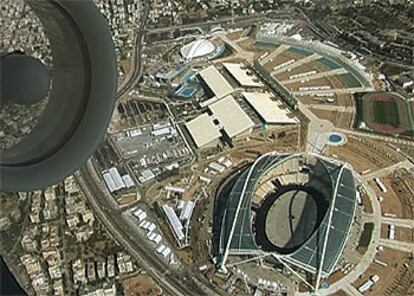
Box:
xmin=260 ymin=44 xmax=290 ymax=64
xmin=381 ymin=217 xmax=414 ymax=228
xmin=272 ymin=53 xmax=321 ymax=75
xmin=281 ymin=68 xmax=348 ymax=85
xmin=308 ymin=104 xmax=355 ymax=113
xmin=292 ymin=87 xmax=366 ymax=96
xmin=360 ymin=160 xmax=413 ymax=181
xmin=218 ymin=33 xmax=254 ymax=61
xmin=342 ymin=282 xmax=364 ymax=296
xmin=318 ymin=174 xmax=382 ymax=296
xmin=379 ymin=238 xmax=414 ymax=253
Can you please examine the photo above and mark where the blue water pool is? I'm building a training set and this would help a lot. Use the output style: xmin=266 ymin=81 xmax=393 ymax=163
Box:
xmin=329 ymin=134 xmax=343 ymax=143
xmin=180 ymin=87 xmax=196 ymax=97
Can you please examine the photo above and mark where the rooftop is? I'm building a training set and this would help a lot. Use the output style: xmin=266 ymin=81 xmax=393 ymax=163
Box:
xmin=209 ymin=95 xmax=255 ymax=138
xmin=198 ymin=66 xmax=234 ymax=99
xmin=180 ymin=39 xmax=215 ymax=60
xmin=242 ymin=92 xmax=297 ymax=124
xmin=223 ymin=63 xmax=262 ymax=87
xmin=216 ymin=153 xmax=357 ymax=276
xmin=185 ymin=113 xmax=221 ymax=148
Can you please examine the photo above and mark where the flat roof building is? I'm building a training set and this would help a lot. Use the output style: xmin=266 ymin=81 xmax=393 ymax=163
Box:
xmin=185 ymin=113 xmax=221 ymax=148
xmin=162 ymin=204 xmax=185 ymax=243
xmin=199 ymin=66 xmax=234 ymax=99
xmin=209 ymin=95 xmax=254 ymax=138
xmin=223 ymin=63 xmax=262 ymax=87
xmin=242 ymin=92 xmax=297 ymax=124
xmin=185 ymin=96 xmax=254 ymax=149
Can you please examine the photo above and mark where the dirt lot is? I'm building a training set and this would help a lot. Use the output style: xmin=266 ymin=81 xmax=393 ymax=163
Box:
xmin=120 ymin=58 xmax=132 ymax=75
xmin=369 ymin=177 xmax=405 ymax=218
xmin=327 ymin=135 xmax=404 ymax=173
xmin=310 ymin=108 xmax=353 ymax=129
xmin=236 ymin=38 xmax=266 ymax=53
xmin=352 ymin=247 xmax=413 ymax=296
xmin=361 ymin=192 xmax=373 ymax=214
xmin=118 ymin=193 xmax=138 ymax=206
xmin=327 ymin=145 xmax=378 ymax=174
xmin=263 ymin=52 xmax=297 ymax=72
xmin=310 ymin=108 xmax=338 ymax=123
xmin=326 ymin=270 xmax=346 ymax=285
xmin=226 ymin=30 xmax=244 ymax=41
xmin=275 ymin=59 xmax=321 ymax=81
xmin=336 ymin=94 xmax=354 ymax=107
xmin=386 ymin=170 xmax=414 ymax=219
xmin=381 ymin=224 xmax=414 ymax=242
xmin=123 ymin=273 xmax=162 ymax=296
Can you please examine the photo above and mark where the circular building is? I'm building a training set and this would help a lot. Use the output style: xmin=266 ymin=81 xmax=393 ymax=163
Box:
xmin=213 ymin=153 xmax=357 ymax=276
xmin=180 ymin=39 xmax=215 ymax=61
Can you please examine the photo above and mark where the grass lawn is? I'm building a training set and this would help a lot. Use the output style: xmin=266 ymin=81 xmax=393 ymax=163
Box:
xmin=373 ymin=101 xmax=400 ymax=127
xmin=357 ymin=222 xmax=374 ymax=255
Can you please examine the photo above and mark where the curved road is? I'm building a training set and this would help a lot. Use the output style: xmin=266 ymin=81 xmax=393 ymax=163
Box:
xmin=117 ymin=3 xmax=149 ymax=100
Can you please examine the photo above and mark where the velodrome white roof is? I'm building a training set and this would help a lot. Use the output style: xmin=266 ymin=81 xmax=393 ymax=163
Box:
xmin=223 ymin=63 xmax=262 ymax=87
xmin=242 ymin=92 xmax=297 ymax=124
xmin=180 ymin=39 xmax=215 ymax=60
xmin=198 ymin=66 xmax=234 ymax=99
xmin=209 ymin=95 xmax=254 ymax=138
xmin=185 ymin=113 xmax=221 ymax=148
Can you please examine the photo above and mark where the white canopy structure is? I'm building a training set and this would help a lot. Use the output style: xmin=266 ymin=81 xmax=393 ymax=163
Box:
xmin=180 ymin=39 xmax=215 ymax=60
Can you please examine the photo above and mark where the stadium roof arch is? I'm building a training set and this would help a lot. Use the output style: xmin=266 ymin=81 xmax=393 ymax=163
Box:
xmin=216 ymin=152 xmax=357 ymax=277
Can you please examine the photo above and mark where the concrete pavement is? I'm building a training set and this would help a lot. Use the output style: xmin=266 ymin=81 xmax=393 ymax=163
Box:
xmin=319 ymin=174 xmax=382 ymax=296
xmin=342 ymin=282 xmax=364 ymax=296
xmin=381 ymin=217 xmax=414 ymax=229
xmin=309 ymin=104 xmax=355 ymax=113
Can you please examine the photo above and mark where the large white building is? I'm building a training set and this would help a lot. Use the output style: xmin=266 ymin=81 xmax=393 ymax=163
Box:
xmin=198 ymin=65 xmax=234 ymax=99
xmin=223 ymin=63 xmax=262 ymax=88
xmin=185 ymin=96 xmax=254 ymax=148
xmin=180 ymin=39 xmax=215 ymax=61
xmin=242 ymin=92 xmax=297 ymax=124
xmin=185 ymin=113 xmax=221 ymax=148
xmin=209 ymin=95 xmax=255 ymax=138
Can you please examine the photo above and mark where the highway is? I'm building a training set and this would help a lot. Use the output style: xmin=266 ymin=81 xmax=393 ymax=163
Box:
xmin=146 ymin=14 xmax=266 ymax=34
xmin=117 ymin=3 xmax=149 ymax=100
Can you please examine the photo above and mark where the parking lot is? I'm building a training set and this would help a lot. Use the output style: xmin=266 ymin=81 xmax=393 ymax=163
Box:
xmin=117 ymin=99 xmax=169 ymax=128
xmin=112 ymin=120 xmax=193 ymax=185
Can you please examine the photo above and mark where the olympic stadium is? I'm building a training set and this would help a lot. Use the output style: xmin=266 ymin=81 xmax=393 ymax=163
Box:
xmin=213 ymin=152 xmax=357 ymax=277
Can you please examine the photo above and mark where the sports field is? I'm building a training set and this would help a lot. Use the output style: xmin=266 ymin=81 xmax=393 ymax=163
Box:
xmin=373 ymin=101 xmax=400 ymax=127
xmin=357 ymin=92 xmax=413 ymax=135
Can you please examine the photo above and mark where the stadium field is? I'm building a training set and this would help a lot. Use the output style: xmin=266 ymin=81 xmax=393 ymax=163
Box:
xmin=373 ymin=101 xmax=400 ymax=127
xmin=358 ymin=92 xmax=412 ymax=135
